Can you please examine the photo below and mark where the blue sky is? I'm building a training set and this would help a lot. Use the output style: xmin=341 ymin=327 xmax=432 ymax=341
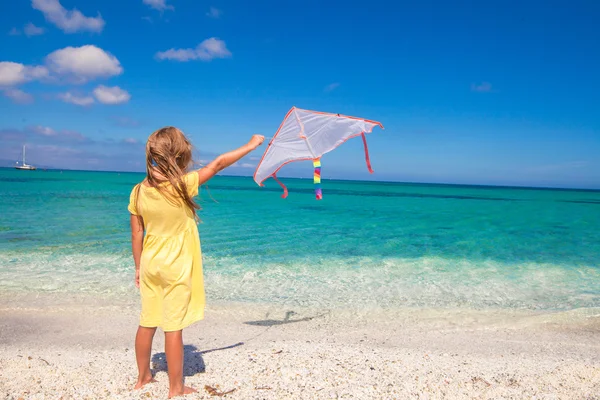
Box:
xmin=1 ymin=0 xmax=599 ymax=189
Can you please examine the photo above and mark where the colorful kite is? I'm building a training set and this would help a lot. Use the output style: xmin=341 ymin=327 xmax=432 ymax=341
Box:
xmin=253 ymin=107 xmax=384 ymax=199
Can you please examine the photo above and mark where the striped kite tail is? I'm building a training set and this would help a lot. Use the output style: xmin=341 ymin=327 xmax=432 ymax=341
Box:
xmin=313 ymin=158 xmax=322 ymax=200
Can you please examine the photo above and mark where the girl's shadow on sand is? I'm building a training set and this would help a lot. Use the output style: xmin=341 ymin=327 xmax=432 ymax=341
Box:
xmin=152 ymin=345 xmax=205 ymax=376
xmin=151 ymin=343 xmax=243 ymax=376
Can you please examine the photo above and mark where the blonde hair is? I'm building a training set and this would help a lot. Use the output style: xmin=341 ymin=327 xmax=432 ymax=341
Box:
xmin=135 ymin=126 xmax=200 ymax=220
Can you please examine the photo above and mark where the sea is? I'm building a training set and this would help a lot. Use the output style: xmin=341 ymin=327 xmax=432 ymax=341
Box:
xmin=1 ymin=168 xmax=599 ymax=316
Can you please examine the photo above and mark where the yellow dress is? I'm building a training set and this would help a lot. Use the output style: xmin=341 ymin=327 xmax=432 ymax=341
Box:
xmin=127 ymin=171 xmax=205 ymax=331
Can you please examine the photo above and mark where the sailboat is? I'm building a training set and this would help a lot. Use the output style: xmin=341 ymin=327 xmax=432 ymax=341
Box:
xmin=15 ymin=145 xmax=37 ymax=170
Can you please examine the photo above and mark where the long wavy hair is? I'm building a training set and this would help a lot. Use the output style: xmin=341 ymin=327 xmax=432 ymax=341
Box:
xmin=134 ymin=126 xmax=200 ymax=220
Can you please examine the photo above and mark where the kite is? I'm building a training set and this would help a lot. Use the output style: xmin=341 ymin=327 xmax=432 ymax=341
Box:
xmin=253 ymin=106 xmax=384 ymax=199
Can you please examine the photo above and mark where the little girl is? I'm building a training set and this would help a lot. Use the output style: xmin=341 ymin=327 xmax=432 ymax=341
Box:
xmin=128 ymin=126 xmax=264 ymax=397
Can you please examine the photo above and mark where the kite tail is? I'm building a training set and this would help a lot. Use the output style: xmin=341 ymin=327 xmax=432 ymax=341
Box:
xmin=313 ymin=158 xmax=322 ymax=200
xmin=361 ymin=132 xmax=374 ymax=173
xmin=272 ymin=173 xmax=288 ymax=199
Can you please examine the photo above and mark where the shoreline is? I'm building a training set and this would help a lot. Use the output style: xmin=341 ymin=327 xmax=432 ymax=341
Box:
xmin=1 ymin=295 xmax=599 ymax=398
xmin=2 ymin=290 xmax=600 ymax=325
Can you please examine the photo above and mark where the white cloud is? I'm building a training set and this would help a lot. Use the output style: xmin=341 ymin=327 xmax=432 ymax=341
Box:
xmin=0 ymin=63 xmax=29 ymax=86
xmin=56 ymin=85 xmax=131 ymax=107
xmin=123 ymin=138 xmax=139 ymax=144
xmin=143 ymin=0 xmax=174 ymax=11
xmin=24 ymin=22 xmax=45 ymax=36
xmin=156 ymin=38 xmax=231 ymax=62
xmin=28 ymin=65 xmax=49 ymax=79
xmin=8 ymin=23 xmax=45 ymax=37
xmin=324 ymin=82 xmax=340 ymax=92
xmin=2 ymin=88 xmax=34 ymax=104
xmin=32 ymin=0 xmax=105 ymax=33
xmin=230 ymin=162 xmax=255 ymax=169
xmin=93 ymin=85 xmax=131 ymax=104
xmin=30 ymin=125 xmax=57 ymax=136
xmin=155 ymin=48 xmax=196 ymax=62
xmin=1 ymin=45 xmax=121 ymax=87
xmin=0 ymin=62 xmax=49 ymax=86
xmin=45 ymin=45 xmax=123 ymax=83
xmin=1 ymin=46 xmax=125 ymax=106
xmin=206 ymin=7 xmax=222 ymax=18
xmin=58 ymin=92 xmax=95 ymax=106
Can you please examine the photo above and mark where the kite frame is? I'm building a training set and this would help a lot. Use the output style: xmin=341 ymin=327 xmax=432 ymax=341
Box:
xmin=253 ymin=106 xmax=384 ymax=188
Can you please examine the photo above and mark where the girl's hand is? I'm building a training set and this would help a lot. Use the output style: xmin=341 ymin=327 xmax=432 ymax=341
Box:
xmin=248 ymin=135 xmax=265 ymax=150
xmin=135 ymin=268 xmax=140 ymax=289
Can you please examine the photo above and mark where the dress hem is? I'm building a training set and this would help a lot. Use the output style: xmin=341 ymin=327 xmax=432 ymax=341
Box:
xmin=139 ymin=310 xmax=205 ymax=332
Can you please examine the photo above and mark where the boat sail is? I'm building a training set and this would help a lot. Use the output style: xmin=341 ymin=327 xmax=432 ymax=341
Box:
xmin=15 ymin=145 xmax=36 ymax=170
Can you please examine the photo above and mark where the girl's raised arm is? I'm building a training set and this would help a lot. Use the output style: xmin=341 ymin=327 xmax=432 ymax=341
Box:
xmin=196 ymin=134 xmax=264 ymax=185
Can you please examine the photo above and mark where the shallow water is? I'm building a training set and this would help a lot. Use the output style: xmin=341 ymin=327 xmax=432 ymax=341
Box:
xmin=0 ymin=168 xmax=599 ymax=312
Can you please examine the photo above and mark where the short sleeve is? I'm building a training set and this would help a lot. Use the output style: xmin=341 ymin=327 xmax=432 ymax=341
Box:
xmin=183 ymin=171 xmax=199 ymax=197
xmin=128 ymin=185 xmax=140 ymax=215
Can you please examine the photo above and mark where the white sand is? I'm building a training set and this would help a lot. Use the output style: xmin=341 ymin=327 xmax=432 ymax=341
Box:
xmin=1 ymin=295 xmax=599 ymax=399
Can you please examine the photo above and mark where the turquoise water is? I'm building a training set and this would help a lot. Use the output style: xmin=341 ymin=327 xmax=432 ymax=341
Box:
xmin=0 ymin=168 xmax=599 ymax=311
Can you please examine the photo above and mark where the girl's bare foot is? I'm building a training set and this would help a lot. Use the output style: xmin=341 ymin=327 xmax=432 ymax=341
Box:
xmin=134 ymin=375 xmax=157 ymax=390
xmin=168 ymin=385 xmax=197 ymax=398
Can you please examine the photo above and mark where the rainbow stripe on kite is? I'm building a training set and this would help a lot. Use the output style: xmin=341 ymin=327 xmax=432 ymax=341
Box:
xmin=313 ymin=158 xmax=322 ymax=200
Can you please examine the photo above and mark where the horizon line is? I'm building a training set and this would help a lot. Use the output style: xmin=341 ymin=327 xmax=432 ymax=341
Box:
xmin=2 ymin=167 xmax=599 ymax=192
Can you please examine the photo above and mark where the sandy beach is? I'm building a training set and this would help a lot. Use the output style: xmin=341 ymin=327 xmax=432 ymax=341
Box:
xmin=1 ymin=293 xmax=599 ymax=399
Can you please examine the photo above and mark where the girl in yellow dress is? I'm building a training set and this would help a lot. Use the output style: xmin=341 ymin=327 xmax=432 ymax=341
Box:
xmin=128 ymin=127 xmax=264 ymax=397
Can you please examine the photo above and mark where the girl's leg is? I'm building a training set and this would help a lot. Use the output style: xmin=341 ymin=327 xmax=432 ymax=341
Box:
xmin=134 ymin=326 xmax=158 ymax=389
xmin=165 ymin=329 xmax=197 ymax=398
